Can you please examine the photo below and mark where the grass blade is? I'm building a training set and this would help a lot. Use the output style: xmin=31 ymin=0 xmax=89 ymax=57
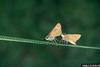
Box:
xmin=0 ymin=35 xmax=100 ymax=50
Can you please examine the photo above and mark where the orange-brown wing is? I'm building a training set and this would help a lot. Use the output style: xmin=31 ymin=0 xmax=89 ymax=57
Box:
xmin=63 ymin=34 xmax=81 ymax=44
xmin=49 ymin=23 xmax=62 ymax=37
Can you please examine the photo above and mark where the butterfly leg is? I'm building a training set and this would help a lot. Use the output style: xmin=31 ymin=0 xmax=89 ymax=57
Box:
xmin=53 ymin=39 xmax=58 ymax=45
xmin=62 ymin=40 xmax=65 ymax=45
xmin=60 ymin=39 xmax=63 ymax=44
xmin=64 ymin=40 xmax=68 ymax=45
xmin=47 ymin=41 xmax=53 ymax=47
xmin=59 ymin=39 xmax=62 ymax=44
xmin=61 ymin=40 xmax=68 ymax=45
xmin=47 ymin=41 xmax=54 ymax=47
xmin=50 ymin=39 xmax=56 ymax=46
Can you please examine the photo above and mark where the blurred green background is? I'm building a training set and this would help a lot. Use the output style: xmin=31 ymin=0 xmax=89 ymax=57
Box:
xmin=0 ymin=0 xmax=100 ymax=67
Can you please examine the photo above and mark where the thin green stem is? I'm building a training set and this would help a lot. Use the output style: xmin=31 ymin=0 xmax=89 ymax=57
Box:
xmin=0 ymin=35 xmax=100 ymax=50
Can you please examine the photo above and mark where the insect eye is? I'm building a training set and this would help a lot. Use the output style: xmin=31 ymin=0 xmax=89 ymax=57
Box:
xmin=45 ymin=35 xmax=49 ymax=40
xmin=45 ymin=35 xmax=54 ymax=41
xmin=49 ymin=36 xmax=54 ymax=40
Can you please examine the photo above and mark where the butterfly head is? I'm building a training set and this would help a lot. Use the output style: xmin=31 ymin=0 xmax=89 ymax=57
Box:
xmin=45 ymin=35 xmax=55 ymax=41
xmin=61 ymin=34 xmax=67 ymax=40
xmin=61 ymin=34 xmax=64 ymax=39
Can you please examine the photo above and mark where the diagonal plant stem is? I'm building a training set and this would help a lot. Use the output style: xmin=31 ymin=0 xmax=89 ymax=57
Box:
xmin=0 ymin=35 xmax=100 ymax=50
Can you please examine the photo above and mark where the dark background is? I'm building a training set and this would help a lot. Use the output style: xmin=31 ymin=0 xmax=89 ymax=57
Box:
xmin=0 ymin=0 xmax=100 ymax=67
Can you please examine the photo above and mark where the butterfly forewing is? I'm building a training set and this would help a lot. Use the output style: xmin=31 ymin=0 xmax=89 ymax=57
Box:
xmin=49 ymin=23 xmax=62 ymax=37
xmin=45 ymin=23 xmax=62 ymax=41
xmin=62 ymin=34 xmax=81 ymax=45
